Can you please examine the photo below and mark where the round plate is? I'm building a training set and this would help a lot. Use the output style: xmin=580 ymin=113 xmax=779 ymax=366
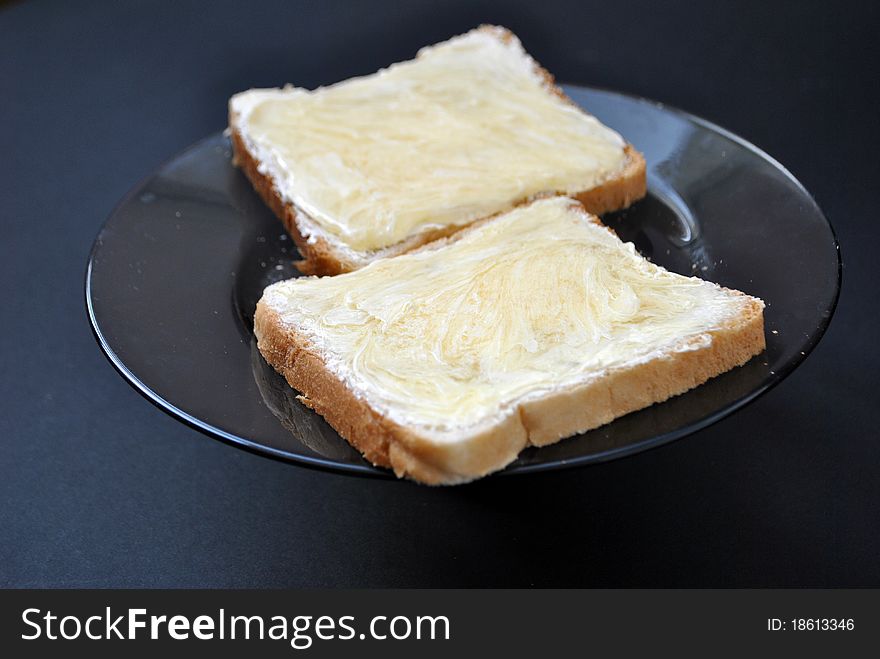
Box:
xmin=86 ymin=85 xmax=841 ymax=479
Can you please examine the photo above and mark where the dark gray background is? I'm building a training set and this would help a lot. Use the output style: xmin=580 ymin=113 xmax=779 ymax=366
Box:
xmin=2 ymin=0 xmax=877 ymax=587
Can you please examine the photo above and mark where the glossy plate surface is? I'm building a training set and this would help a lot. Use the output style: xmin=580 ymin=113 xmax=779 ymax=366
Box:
xmin=86 ymin=86 xmax=841 ymax=478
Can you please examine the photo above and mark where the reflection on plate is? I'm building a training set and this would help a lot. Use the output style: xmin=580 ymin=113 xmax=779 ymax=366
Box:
xmin=250 ymin=337 xmax=363 ymax=462
xmin=86 ymin=86 xmax=840 ymax=478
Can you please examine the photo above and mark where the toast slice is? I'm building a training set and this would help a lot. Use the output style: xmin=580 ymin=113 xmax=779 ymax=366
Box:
xmin=254 ymin=197 xmax=765 ymax=485
xmin=230 ymin=25 xmax=646 ymax=275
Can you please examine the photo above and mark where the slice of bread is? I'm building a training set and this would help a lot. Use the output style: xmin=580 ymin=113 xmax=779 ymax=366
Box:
xmin=230 ymin=25 xmax=646 ymax=275
xmin=254 ymin=197 xmax=765 ymax=485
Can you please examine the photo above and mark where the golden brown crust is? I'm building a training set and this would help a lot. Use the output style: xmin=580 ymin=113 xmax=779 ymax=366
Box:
xmin=254 ymin=285 xmax=765 ymax=485
xmin=229 ymin=25 xmax=647 ymax=276
xmin=575 ymin=145 xmax=646 ymax=215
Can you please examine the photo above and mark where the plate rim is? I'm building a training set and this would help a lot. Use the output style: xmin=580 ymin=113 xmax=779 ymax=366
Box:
xmin=84 ymin=84 xmax=843 ymax=480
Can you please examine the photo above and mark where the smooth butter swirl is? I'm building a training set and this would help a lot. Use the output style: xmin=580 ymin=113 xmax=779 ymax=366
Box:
xmin=265 ymin=198 xmax=750 ymax=432
xmin=243 ymin=29 xmax=627 ymax=251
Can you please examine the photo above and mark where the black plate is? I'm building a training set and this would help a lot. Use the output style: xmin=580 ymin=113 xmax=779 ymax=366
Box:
xmin=86 ymin=85 xmax=841 ymax=479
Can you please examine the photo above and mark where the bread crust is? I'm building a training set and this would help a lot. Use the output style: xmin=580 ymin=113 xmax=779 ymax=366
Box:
xmin=254 ymin=289 xmax=765 ymax=485
xmin=229 ymin=26 xmax=647 ymax=275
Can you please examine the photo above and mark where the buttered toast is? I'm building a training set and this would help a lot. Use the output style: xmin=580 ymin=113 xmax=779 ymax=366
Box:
xmin=230 ymin=25 xmax=646 ymax=275
xmin=254 ymin=198 xmax=765 ymax=485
